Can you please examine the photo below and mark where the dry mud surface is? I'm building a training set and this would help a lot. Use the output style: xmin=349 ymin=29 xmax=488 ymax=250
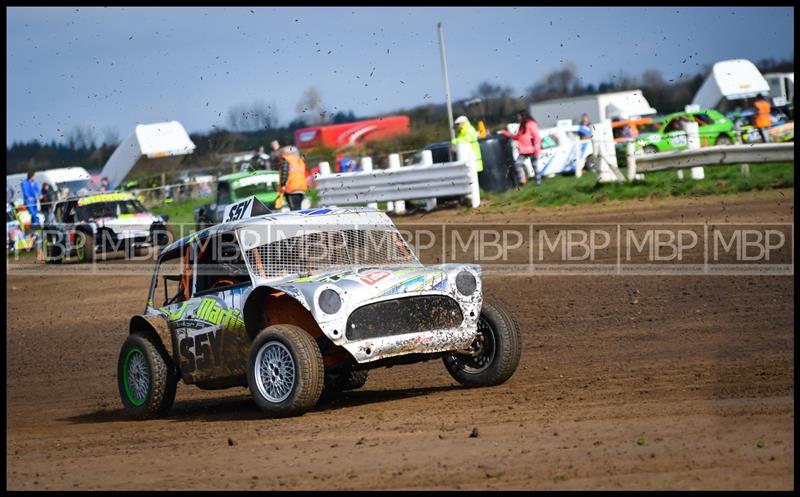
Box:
xmin=6 ymin=189 xmax=794 ymax=490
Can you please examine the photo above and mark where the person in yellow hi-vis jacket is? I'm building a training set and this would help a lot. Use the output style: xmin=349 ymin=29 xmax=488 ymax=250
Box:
xmin=451 ymin=115 xmax=484 ymax=172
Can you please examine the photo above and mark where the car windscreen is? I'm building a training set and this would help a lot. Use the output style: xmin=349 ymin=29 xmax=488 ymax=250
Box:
xmin=76 ymin=200 xmax=146 ymax=220
xmin=639 ymin=122 xmax=661 ymax=133
xmin=232 ymin=176 xmax=278 ymax=198
xmin=56 ymin=179 xmax=92 ymax=198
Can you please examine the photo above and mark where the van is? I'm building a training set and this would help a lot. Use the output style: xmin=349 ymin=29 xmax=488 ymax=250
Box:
xmin=7 ymin=167 xmax=93 ymax=204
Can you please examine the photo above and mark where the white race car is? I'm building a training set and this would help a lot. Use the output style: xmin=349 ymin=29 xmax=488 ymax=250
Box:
xmin=507 ymin=123 xmax=596 ymax=177
xmin=42 ymin=192 xmax=171 ymax=263
xmin=117 ymin=198 xmax=522 ymax=418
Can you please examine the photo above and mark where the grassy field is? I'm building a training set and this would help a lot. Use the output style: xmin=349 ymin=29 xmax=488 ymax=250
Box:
xmin=150 ymin=197 xmax=209 ymax=227
xmin=139 ymin=162 xmax=793 ymax=232
xmin=480 ymin=162 xmax=794 ymax=212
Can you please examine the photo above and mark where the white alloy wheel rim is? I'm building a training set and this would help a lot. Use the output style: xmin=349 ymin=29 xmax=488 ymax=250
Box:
xmin=254 ymin=341 xmax=296 ymax=403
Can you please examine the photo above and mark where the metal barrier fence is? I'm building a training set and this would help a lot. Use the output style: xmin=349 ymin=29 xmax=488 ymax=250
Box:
xmin=630 ymin=143 xmax=794 ymax=173
xmin=315 ymin=143 xmax=481 ymax=214
xmin=626 ymin=121 xmax=794 ymax=180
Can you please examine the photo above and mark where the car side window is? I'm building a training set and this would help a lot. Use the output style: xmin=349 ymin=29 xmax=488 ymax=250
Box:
xmin=217 ymin=182 xmax=231 ymax=205
xmin=694 ymin=113 xmax=714 ymax=126
xmin=541 ymin=135 xmax=558 ymax=149
xmin=193 ymin=231 xmax=251 ymax=295
xmin=665 ymin=118 xmax=682 ymax=132
xmin=153 ymin=249 xmax=185 ymax=307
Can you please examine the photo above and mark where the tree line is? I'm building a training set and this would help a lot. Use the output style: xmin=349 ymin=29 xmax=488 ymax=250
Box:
xmin=6 ymin=57 xmax=793 ymax=175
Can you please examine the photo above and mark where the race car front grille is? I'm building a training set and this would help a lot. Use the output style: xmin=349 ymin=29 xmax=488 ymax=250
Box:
xmin=345 ymin=295 xmax=463 ymax=341
xmin=245 ymin=229 xmax=417 ymax=280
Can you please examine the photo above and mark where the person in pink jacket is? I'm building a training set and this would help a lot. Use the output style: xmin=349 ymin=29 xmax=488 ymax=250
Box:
xmin=502 ymin=110 xmax=542 ymax=186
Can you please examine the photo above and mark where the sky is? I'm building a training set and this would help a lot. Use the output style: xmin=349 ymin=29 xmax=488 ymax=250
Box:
xmin=6 ymin=6 xmax=795 ymax=145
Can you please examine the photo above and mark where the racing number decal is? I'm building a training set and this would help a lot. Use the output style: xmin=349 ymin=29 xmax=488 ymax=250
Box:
xmin=670 ymin=134 xmax=688 ymax=147
xmin=179 ymin=330 xmax=223 ymax=373
xmin=176 ymin=297 xmax=247 ymax=375
xmin=225 ymin=198 xmax=253 ymax=223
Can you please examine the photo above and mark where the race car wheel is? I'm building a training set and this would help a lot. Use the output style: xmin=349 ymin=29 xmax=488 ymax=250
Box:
xmin=76 ymin=231 xmax=95 ymax=263
xmin=642 ymin=145 xmax=658 ymax=155
xmin=443 ymin=298 xmax=522 ymax=388
xmin=248 ymin=324 xmax=324 ymax=417
xmin=323 ymin=369 xmax=369 ymax=394
xmin=584 ymin=154 xmax=598 ymax=172
xmin=715 ymin=135 xmax=733 ymax=146
xmin=43 ymin=231 xmax=63 ymax=264
xmin=151 ymin=223 xmax=173 ymax=247
xmin=123 ymin=240 xmax=137 ymax=259
xmin=117 ymin=332 xmax=178 ymax=419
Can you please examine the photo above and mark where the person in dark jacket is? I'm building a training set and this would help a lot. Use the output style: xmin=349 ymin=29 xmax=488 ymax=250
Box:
xmin=39 ymin=182 xmax=56 ymax=219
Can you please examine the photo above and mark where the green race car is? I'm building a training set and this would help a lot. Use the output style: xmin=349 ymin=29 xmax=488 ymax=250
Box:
xmin=194 ymin=170 xmax=280 ymax=231
xmin=636 ymin=109 xmax=739 ymax=154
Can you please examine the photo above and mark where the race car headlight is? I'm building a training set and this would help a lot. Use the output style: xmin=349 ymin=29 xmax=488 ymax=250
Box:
xmin=318 ymin=289 xmax=342 ymax=314
xmin=455 ymin=271 xmax=477 ymax=296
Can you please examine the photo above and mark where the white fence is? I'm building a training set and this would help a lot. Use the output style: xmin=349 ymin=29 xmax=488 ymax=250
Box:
xmin=315 ymin=143 xmax=480 ymax=213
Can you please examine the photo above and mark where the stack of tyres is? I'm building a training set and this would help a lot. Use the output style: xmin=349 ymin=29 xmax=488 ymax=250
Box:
xmin=422 ymin=141 xmax=460 ymax=205
xmin=478 ymin=135 xmax=517 ymax=193
xmin=424 ymin=141 xmax=452 ymax=164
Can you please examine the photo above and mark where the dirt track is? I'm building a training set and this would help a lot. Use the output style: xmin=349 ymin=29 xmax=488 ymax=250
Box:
xmin=6 ymin=189 xmax=794 ymax=490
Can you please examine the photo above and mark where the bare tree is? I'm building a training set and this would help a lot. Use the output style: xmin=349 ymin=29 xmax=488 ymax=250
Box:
xmin=101 ymin=126 xmax=120 ymax=147
xmin=472 ymin=81 xmax=514 ymax=122
xmin=227 ymin=100 xmax=280 ymax=131
xmin=527 ymin=62 xmax=582 ymax=101
xmin=65 ymin=124 xmax=98 ymax=150
xmin=295 ymin=86 xmax=323 ymax=124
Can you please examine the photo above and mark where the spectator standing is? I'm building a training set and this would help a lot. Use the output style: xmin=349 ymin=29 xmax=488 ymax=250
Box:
xmin=577 ymin=113 xmax=593 ymax=140
xmin=268 ymin=140 xmax=282 ymax=170
xmin=278 ymin=147 xmax=309 ymax=211
xmin=99 ymin=177 xmax=111 ymax=192
xmin=502 ymin=110 xmax=542 ymax=186
xmin=39 ymin=183 xmax=56 ymax=219
xmin=255 ymin=145 xmax=268 ymax=169
xmin=452 ymin=115 xmax=484 ymax=172
xmin=21 ymin=171 xmax=41 ymax=227
xmin=753 ymin=94 xmax=772 ymax=143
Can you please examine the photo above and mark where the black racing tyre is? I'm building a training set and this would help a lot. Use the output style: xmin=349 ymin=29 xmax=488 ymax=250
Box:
xmin=715 ymin=134 xmax=733 ymax=146
xmin=76 ymin=231 xmax=95 ymax=263
xmin=443 ymin=297 xmax=522 ymax=388
xmin=123 ymin=240 xmax=137 ymax=259
xmin=642 ymin=145 xmax=658 ymax=155
xmin=43 ymin=231 xmax=63 ymax=264
xmin=323 ymin=369 xmax=369 ymax=394
xmin=117 ymin=332 xmax=178 ymax=419
xmin=151 ymin=223 xmax=173 ymax=247
xmin=247 ymin=324 xmax=325 ymax=418
xmin=584 ymin=154 xmax=598 ymax=172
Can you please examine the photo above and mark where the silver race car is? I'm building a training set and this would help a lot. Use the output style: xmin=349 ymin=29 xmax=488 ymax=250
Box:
xmin=119 ymin=198 xmax=521 ymax=418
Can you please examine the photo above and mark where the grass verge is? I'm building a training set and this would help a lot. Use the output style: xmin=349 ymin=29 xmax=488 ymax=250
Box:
xmin=481 ymin=162 xmax=794 ymax=212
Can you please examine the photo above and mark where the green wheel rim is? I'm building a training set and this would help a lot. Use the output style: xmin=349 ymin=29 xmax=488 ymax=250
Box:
xmin=123 ymin=347 xmax=148 ymax=406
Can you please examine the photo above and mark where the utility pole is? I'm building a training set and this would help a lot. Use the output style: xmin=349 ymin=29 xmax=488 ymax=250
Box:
xmin=437 ymin=22 xmax=455 ymax=142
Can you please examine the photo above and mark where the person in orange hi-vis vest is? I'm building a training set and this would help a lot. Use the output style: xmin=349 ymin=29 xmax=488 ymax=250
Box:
xmin=753 ymin=94 xmax=772 ymax=143
xmin=278 ymin=147 xmax=309 ymax=211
